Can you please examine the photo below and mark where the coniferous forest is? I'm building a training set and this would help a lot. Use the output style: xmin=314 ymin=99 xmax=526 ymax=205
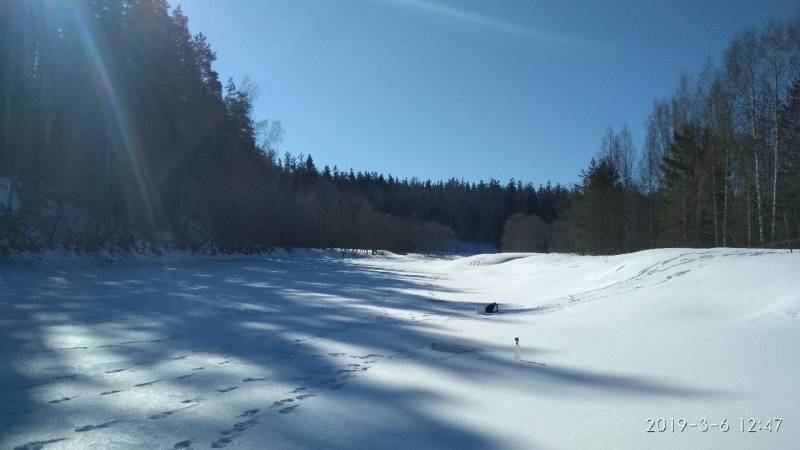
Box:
xmin=1 ymin=1 xmax=799 ymax=255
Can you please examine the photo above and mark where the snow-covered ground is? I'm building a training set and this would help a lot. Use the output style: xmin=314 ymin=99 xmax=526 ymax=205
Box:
xmin=1 ymin=248 xmax=798 ymax=449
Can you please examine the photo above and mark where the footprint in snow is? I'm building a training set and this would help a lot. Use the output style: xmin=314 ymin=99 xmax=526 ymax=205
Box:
xmin=74 ymin=420 xmax=121 ymax=432
xmin=149 ymin=410 xmax=175 ymax=420
xmin=243 ymin=377 xmax=267 ymax=382
xmin=211 ymin=437 xmax=233 ymax=448
xmin=172 ymin=440 xmax=192 ymax=449
xmin=48 ymin=396 xmax=76 ymax=404
xmin=134 ymin=379 xmax=161 ymax=387
xmin=278 ymin=405 xmax=299 ymax=414
xmin=100 ymin=390 xmax=123 ymax=396
xmin=104 ymin=368 xmax=127 ymax=374
xmin=211 ymin=416 xmax=259 ymax=448
xmin=216 ymin=386 xmax=238 ymax=393
xmin=149 ymin=404 xmax=198 ymax=420
xmin=238 ymin=409 xmax=259 ymax=418
xmin=270 ymin=398 xmax=294 ymax=409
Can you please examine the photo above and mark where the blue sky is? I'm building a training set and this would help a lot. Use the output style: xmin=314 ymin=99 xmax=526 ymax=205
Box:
xmin=178 ymin=0 xmax=797 ymax=185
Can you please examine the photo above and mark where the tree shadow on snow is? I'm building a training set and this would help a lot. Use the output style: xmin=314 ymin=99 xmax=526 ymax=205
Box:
xmin=0 ymin=253 xmax=731 ymax=449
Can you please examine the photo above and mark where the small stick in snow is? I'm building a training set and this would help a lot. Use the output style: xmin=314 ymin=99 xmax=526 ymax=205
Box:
xmin=513 ymin=337 xmax=546 ymax=365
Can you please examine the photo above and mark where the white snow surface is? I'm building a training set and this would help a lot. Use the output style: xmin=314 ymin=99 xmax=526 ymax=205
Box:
xmin=1 ymin=248 xmax=799 ymax=449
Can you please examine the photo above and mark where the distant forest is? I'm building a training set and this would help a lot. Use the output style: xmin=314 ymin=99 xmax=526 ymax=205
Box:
xmin=1 ymin=1 xmax=799 ymax=255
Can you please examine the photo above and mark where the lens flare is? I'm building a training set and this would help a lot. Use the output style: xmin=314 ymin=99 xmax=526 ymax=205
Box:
xmin=67 ymin=2 xmax=162 ymax=235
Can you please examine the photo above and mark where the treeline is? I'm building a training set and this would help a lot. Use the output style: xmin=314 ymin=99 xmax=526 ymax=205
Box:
xmin=555 ymin=18 xmax=800 ymax=255
xmin=0 ymin=0 xmax=568 ymax=254
xmin=505 ymin=18 xmax=800 ymax=255
xmin=1 ymin=1 xmax=798 ymax=256
xmin=645 ymin=19 xmax=800 ymax=250
xmin=275 ymin=154 xmax=569 ymax=249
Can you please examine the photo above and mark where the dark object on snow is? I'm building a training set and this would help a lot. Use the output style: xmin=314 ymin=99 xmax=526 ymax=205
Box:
xmin=484 ymin=302 xmax=499 ymax=314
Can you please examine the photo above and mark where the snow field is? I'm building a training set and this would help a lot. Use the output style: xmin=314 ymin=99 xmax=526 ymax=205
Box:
xmin=1 ymin=248 xmax=798 ymax=449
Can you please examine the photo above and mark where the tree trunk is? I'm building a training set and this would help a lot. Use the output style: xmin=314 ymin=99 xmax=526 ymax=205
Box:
xmin=712 ymin=162 xmax=718 ymax=247
xmin=749 ymin=92 xmax=765 ymax=244
xmin=771 ymin=81 xmax=779 ymax=242
xmin=695 ymin=150 xmax=702 ymax=247
xmin=682 ymin=190 xmax=688 ymax=246
xmin=746 ymin=185 xmax=752 ymax=247
xmin=723 ymin=143 xmax=729 ymax=247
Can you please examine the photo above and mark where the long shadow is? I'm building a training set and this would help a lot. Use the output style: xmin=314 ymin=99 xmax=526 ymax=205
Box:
xmin=0 ymin=252 xmax=730 ymax=449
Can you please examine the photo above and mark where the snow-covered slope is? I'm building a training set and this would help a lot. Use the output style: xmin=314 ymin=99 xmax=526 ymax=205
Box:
xmin=1 ymin=248 xmax=798 ymax=449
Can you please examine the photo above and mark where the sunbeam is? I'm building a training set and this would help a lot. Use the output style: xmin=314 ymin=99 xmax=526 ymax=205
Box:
xmin=67 ymin=1 xmax=162 ymax=235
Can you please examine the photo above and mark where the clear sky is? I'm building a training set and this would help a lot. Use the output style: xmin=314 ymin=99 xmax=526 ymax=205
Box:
xmin=178 ymin=0 xmax=797 ymax=185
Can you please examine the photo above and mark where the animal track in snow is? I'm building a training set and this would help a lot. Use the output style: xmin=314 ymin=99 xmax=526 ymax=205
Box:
xmin=149 ymin=404 xmax=197 ymax=420
xmin=210 ymin=410 xmax=260 ymax=448
xmin=270 ymin=398 xmax=294 ymax=409
xmin=278 ymin=404 xmax=299 ymax=414
xmin=74 ymin=420 xmax=121 ymax=432
xmin=238 ymin=408 xmax=259 ymax=417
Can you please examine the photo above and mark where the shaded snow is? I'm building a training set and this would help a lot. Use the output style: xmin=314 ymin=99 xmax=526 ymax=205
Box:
xmin=1 ymin=248 xmax=798 ymax=449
